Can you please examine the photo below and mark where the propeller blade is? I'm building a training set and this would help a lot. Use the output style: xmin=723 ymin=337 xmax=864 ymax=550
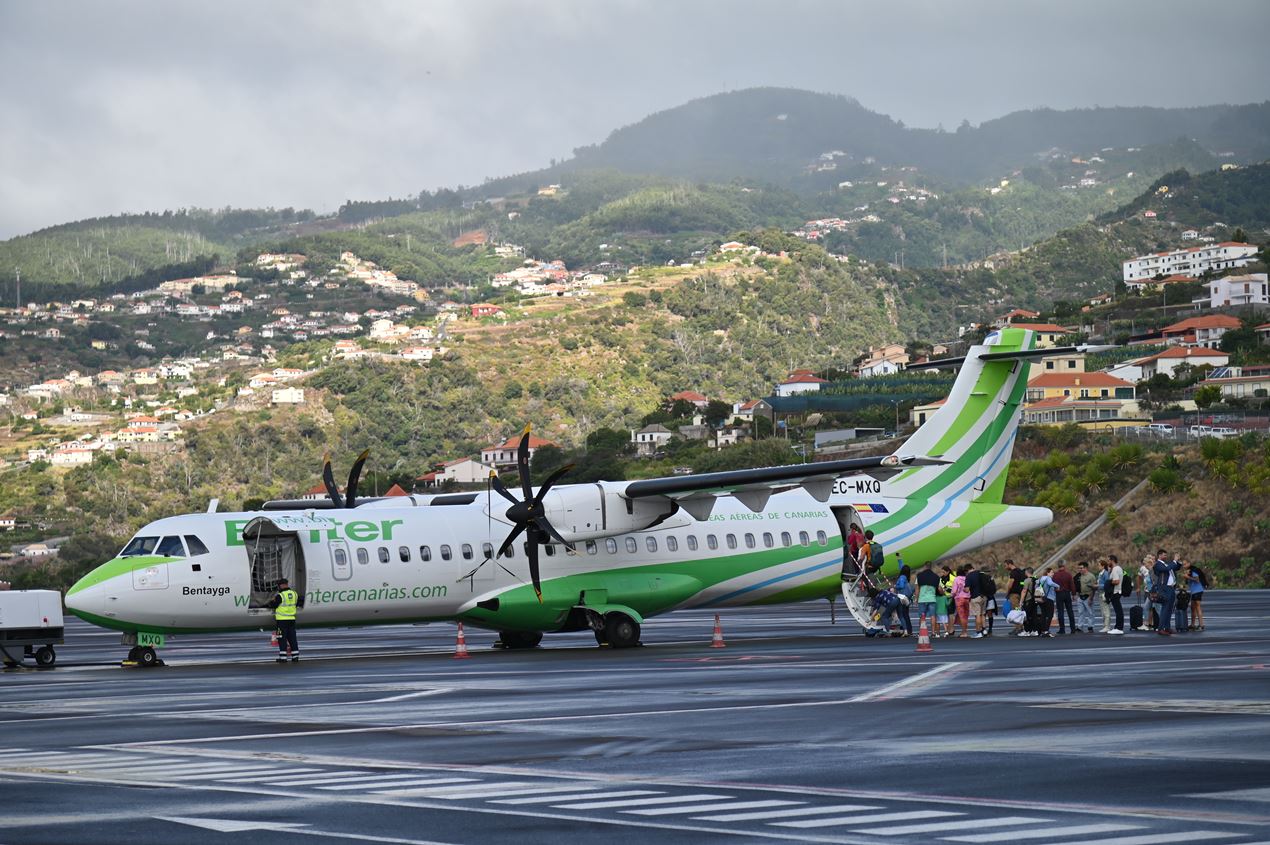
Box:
xmin=321 ymin=452 xmax=344 ymax=509
xmin=490 ymin=472 xmax=519 ymax=507
xmin=345 ymin=449 xmax=370 ymax=509
xmin=532 ymin=463 xmax=575 ymax=505
xmin=517 ymin=424 xmax=533 ymax=502
xmin=526 ymin=540 xmax=542 ymax=603
xmin=496 ymin=522 xmax=527 ymax=560
xmin=533 ymin=516 xmax=576 ymax=552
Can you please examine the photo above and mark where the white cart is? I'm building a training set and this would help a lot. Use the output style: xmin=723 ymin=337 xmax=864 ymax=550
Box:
xmin=0 ymin=589 xmax=65 ymax=668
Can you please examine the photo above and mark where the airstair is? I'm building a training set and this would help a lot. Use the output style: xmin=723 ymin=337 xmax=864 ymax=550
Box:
xmin=838 ymin=554 xmax=890 ymax=631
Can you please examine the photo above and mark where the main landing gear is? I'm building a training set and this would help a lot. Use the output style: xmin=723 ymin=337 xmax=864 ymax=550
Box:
xmin=125 ymin=646 xmax=161 ymax=667
xmin=594 ymin=612 xmax=641 ymax=649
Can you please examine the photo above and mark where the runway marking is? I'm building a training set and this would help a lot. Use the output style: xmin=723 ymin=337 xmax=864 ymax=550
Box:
xmin=853 ymin=815 xmax=1047 ymax=835
xmin=775 ymin=809 xmax=961 ymax=828
xmin=159 ymin=815 xmax=460 ymax=845
xmin=551 ymin=793 xmax=733 ymax=810
xmin=1029 ymin=831 xmax=1244 ymax=845
xmin=167 ymin=767 xmax=294 ymax=781
xmin=848 ymin=662 xmax=969 ymax=702
xmin=1039 ymin=700 xmax=1270 ymax=716
xmin=366 ymin=780 xmax=542 ymax=798
xmin=694 ymin=804 xmax=881 ymax=822
xmin=390 ymin=783 xmax=600 ymax=800
xmin=261 ymin=771 xmax=413 ymax=786
xmin=215 ymin=769 xmax=325 ymax=782
xmin=489 ymin=790 xmax=663 ymax=805
xmin=625 ymin=799 xmax=799 ymax=816
xmin=944 ymin=823 xmax=1144 ymax=842
xmin=321 ymin=777 xmax=480 ymax=792
xmin=369 ymin=688 xmax=452 ymax=703
xmin=1186 ymin=787 xmax=1270 ymax=802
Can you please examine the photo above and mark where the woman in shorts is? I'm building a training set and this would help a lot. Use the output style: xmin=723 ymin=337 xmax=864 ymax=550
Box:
xmin=1186 ymin=560 xmax=1205 ymax=631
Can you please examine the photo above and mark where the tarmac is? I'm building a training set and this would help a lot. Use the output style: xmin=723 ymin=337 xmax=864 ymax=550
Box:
xmin=3 ymin=590 xmax=1269 ymax=844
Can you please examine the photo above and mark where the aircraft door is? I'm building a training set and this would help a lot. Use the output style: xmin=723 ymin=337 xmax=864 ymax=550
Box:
xmin=330 ymin=539 xmax=352 ymax=582
xmin=831 ymin=506 xmax=863 ymax=577
xmin=243 ymin=517 xmax=309 ymax=610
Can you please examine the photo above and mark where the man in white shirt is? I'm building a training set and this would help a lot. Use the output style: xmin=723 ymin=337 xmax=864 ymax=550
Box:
xmin=1106 ymin=555 xmax=1125 ymax=634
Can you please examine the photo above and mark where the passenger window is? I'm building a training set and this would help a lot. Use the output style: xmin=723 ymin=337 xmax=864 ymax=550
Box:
xmin=334 ymin=548 xmax=348 ymax=567
xmin=440 ymin=544 xmax=452 ymax=561
xmin=666 ymin=536 xmax=678 ymax=552
xmin=378 ymin=546 xmax=390 ymax=563
xmin=799 ymin=531 xmax=810 ymax=546
xmin=625 ymin=537 xmax=637 ymax=554
xmin=184 ymin=535 xmax=210 ymax=556
xmin=646 ymin=536 xmax=658 ymax=553
xmin=461 ymin=544 xmax=473 ymax=560
xmin=420 ymin=545 xmax=431 ymax=562
xmin=817 ymin=530 xmax=828 ymax=546
xmin=707 ymin=535 xmax=718 ymax=550
xmin=482 ymin=542 xmax=494 ymax=560
xmin=121 ymin=536 xmax=159 ymax=557
xmin=726 ymin=534 xmax=737 ymax=550
xmin=156 ymin=536 xmax=186 ymax=557
xmin=763 ymin=532 xmax=774 ymax=548
xmin=687 ymin=535 xmax=698 ymax=551
xmin=399 ymin=546 xmax=411 ymax=563
xmin=606 ymin=538 xmax=618 ymax=554
xmin=781 ymin=532 xmax=792 ymax=547
xmin=586 ymin=540 xmax=598 ymax=555
xmin=357 ymin=548 xmax=370 ymax=565
xmin=745 ymin=533 xmax=756 ymax=549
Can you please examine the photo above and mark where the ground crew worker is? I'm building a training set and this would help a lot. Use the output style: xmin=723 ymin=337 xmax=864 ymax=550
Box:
xmin=270 ymin=577 xmax=300 ymax=662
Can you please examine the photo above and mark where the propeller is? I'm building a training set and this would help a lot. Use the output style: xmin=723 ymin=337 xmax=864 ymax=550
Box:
xmin=487 ymin=425 xmax=574 ymax=602
xmin=321 ymin=449 xmax=371 ymax=509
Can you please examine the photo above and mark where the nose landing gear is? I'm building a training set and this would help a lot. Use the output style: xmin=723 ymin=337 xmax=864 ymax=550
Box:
xmin=122 ymin=632 xmax=165 ymax=668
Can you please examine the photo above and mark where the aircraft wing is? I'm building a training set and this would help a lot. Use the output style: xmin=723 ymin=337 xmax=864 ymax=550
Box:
xmin=620 ymin=454 xmax=947 ymax=520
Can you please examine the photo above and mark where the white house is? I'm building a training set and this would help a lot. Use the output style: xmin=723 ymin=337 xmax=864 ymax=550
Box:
xmin=631 ymin=424 xmax=673 ymax=457
xmin=481 ymin=434 xmax=559 ymax=469
xmin=1122 ymin=242 xmax=1258 ymax=284
xmin=271 ymin=387 xmax=305 ymax=405
xmin=1198 ymin=273 xmax=1269 ymax=309
xmin=416 ymin=457 xmax=497 ymax=488
xmin=1136 ymin=346 xmax=1229 ymax=380
xmin=775 ymin=373 xmax=828 ymax=396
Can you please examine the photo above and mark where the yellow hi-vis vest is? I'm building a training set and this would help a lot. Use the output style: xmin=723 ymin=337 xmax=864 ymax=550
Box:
xmin=275 ymin=589 xmax=298 ymax=621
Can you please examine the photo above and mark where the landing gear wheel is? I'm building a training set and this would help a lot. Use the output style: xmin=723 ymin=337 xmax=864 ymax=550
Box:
xmin=34 ymin=646 xmax=56 ymax=667
xmin=498 ymin=631 xmax=543 ymax=650
xmin=127 ymin=646 xmax=142 ymax=662
xmin=604 ymin=613 xmax=640 ymax=649
xmin=593 ymin=629 xmax=608 ymax=646
xmin=138 ymin=646 xmax=159 ymax=667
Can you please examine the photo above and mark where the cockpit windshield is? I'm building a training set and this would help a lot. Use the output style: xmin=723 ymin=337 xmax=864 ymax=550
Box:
xmin=120 ymin=535 xmax=160 ymax=557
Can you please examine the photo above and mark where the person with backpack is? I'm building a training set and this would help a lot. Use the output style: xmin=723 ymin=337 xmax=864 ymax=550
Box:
xmin=894 ymin=564 xmax=914 ymax=636
xmin=1051 ymin=560 xmax=1076 ymax=635
xmin=860 ymin=530 xmax=885 ymax=573
xmin=1017 ymin=566 xmax=1041 ymax=637
xmin=1075 ymin=561 xmax=1098 ymax=633
xmin=1036 ymin=565 xmax=1058 ymax=638
xmin=846 ymin=523 xmax=865 ymax=565
xmin=1134 ymin=556 xmax=1155 ymax=630
xmin=970 ymin=566 xmax=995 ymax=638
xmin=1186 ymin=560 xmax=1207 ymax=631
xmin=1096 ymin=560 xmax=1112 ymax=633
xmin=950 ymin=565 xmax=971 ymax=638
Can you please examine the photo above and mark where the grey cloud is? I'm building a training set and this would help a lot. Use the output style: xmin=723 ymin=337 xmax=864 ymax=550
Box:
xmin=1 ymin=0 xmax=1268 ymax=238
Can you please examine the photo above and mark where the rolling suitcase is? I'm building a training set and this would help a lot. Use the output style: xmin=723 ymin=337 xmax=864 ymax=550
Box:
xmin=1130 ymin=605 xmax=1144 ymax=630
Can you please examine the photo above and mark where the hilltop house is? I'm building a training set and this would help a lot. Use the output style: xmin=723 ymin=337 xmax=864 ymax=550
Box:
xmin=1026 ymin=372 xmax=1135 ymax=402
xmin=416 ymin=457 xmax=497 ymax=489
xmin=1161 ymin=314 xmax=1243 ymax=347
xmin=775 ymin=372 xmax=827 ymax=397
xmin=1195 ymin=273 xmax=1269 ymax=309
xmin=1136 ymin=347 xmax=1228 ymax=380
xmin=1009 ymin=323 xmax=1071 ymax=349
xmin=669 ymin=390 xmax=710 ymax=410
xmin=631 ymin=424 xmax=673 ymax=457
xmin=857 ymin=343 xmax=909 ymax=377
xmin=481 ymin=434 xmax=559 ymax=469
xmin=1122 ymin=242 xmax=1258 ymax=284
xmin=1199 ymin=364 xmax=1270 ymax=399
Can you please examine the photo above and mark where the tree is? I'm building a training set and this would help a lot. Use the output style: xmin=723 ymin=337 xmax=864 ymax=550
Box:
xmin=529 ymin=444 xmax=568 ymax=483
xmin=1231 ymin=227 xmax=1248 ymax=244
xmin=704 ymin=399 xmax=733 ymax=428
xmin=1194 ymin=384 xmax=1222 ymax=408
xmin=585 ymin=427 xmax=629 ymax=454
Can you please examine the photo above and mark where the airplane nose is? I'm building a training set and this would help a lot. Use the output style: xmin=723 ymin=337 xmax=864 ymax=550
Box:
xmin=65 ymin=561 xmax=118 ymax=621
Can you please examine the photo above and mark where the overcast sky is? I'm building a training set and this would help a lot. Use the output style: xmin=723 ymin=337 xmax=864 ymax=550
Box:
xmin=2 ymin=0 xmax=1268 ymax=240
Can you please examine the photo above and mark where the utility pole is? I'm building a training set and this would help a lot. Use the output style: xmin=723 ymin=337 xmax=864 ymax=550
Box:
xmin=14 ymin=267 xmax=19 ymax=311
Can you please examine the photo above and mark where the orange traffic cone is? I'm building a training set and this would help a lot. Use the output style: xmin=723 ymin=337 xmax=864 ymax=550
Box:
xmin=270 ymin=630 xmax=279 ymax=648
xmin=710 ymin=613 xmax=726 ymax=648
xmin=453 ymin=622 xmax=471 ymax=659
xmin=915 ymin=615 xmax=933 ymax=653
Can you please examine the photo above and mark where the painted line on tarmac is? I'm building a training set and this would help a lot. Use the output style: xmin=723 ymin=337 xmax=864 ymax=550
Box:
xmin=848 ymin=662 xmax=973 ymax=702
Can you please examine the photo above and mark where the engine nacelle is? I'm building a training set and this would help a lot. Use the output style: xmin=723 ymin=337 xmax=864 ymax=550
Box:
xmin=539 ymin=482 xmax=676 ymax=542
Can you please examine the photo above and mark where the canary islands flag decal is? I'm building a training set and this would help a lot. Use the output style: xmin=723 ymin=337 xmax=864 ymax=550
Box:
xmin=854 ymin=503 xmax=889 ymax=513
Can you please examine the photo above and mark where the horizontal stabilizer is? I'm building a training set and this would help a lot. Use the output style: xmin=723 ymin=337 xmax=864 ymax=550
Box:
xmin=913 ymin=344 xmax=1116 ymax=370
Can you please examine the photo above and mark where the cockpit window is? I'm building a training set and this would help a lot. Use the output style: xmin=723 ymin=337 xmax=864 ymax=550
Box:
xmin=120 ymin=536 xmax=159 ymax=557
xmin=185 ymin=535 xmax=210 ymax=556
xmin=156 ymin=536 xmax=186 ymax=558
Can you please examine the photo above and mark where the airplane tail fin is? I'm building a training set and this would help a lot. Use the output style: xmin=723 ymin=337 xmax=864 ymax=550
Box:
xmin=888 ymin=327 xmax=1038 ymax=504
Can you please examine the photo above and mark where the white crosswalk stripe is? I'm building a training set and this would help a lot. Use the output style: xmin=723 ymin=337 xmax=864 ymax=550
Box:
xmin=625 ymin=799 xmax=799 ymax=816
xmin=322 ymin=777 xmax=479 ymax=792
xmin=1016 ymin=832 xmax=1242 ymax=845
xmin=552 ymin=793 xmax=733 ymax=810
xmin=170 ymin=767 xmax=292 ymax=781
xmin=82 ymin=763 xmax=246 ymax=776
xmin=775 ymin=809 xmax=961 ymax=828
xmin=944 ymin=823 xmax=1145 ymax=843
xmin=214 ymin=769 xmax=325 ymax=782
xmin=1184 ymin=787 xmax=1270 ymax=803
xmin=694 ymin=804 xmax=882 ymax=822
xmin=254 ymin=771 xmax=399 ymax=786
xmin=366 ymin=780 xmax=543 ymax=799
xmin=855 ymin=816 xmax=1048 ymax=835
xmin=489 ymin=790 xmax=662 ymax=806
xmin=389 ymin=784 xmax=600 ymax=800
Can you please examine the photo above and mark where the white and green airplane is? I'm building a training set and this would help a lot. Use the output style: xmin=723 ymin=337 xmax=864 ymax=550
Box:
xmin=66 ymin=327 xmax=1083 ymax=661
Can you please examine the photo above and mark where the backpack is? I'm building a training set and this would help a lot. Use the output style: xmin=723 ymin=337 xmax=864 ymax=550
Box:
xmin=869 ymin=540 xmax=885 ymax=571
xmin=980 ymin=574 xmax=997 ymax=598
xmin=1121 ymin=573 xmax=1134 ymax=597
xmin=1193 ymin=566 xmax=1210 ymax=588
